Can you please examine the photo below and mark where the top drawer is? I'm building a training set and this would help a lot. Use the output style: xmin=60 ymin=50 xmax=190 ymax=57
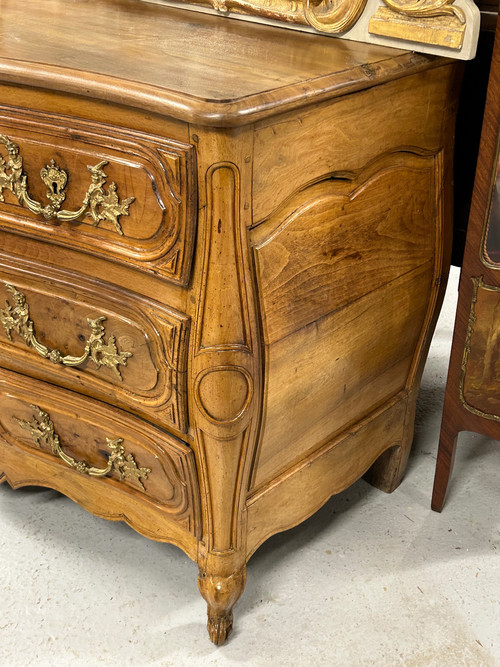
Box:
xmin=0 ymin=107 xmax=196 ymax=286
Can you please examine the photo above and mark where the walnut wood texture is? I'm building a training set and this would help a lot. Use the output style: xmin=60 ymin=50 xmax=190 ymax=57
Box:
xmin=0 ymin=108 xmax=196 ymax=285
xmin=0 ymin=0 xmax=461 ymax=644
xmin=0 ymin=0 xmax=448 ymax=127
xmin=0 ymin=255 xmax=190 ymax=434
xmin=0 ymin=367 xmax=201 ymax=549
xmin=432 ymin=14 xmax=500 ymax=512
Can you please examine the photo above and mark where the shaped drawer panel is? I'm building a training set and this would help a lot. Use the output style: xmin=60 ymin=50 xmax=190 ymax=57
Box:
xmin=0 ymin=368 xmax=200 ymax=541
xmin=0 ymin=255 xmax=189 ymax=433
xmin=0 ymin=106 xmax=196 ymax=285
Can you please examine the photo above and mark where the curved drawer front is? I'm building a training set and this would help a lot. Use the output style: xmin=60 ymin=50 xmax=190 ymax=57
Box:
xmin=0 ymin=107 xmax=196 ymax=285
xmin=0 ymin=256 xmax=189 ymax=433
xmin=0 ymin=368 xmax=200 ymax=539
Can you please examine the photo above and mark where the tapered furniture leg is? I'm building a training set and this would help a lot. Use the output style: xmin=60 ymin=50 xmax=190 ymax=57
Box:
xmin=432 ymin=423 xmax=459 ymax=512
xmin=198 ymin=567 xmax=247 ymax=645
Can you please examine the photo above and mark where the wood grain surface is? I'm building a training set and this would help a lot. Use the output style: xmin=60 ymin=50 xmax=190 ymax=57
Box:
xmin=252 ymin=65 xmax=453 ymax=221
xmin=0 ymin=107 xmax=197 ymax=285
xmin=0 ymin=0 xmax=446 ymax=125
xmin=0 ymin=367 xmax=201 ymax=549
xmin=0 ymin=3 xmax=462 ymax=642
xmin=432 ymin=14 xmax=500 ymax=511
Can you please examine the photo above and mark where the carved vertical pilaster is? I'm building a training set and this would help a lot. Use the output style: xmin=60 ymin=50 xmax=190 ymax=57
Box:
xmin=187 ymin=127 xmax=261 ymax=643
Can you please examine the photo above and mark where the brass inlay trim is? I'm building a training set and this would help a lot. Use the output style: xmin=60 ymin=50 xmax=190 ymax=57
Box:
xmin=480 ymin=133 xmax=500 ymax=268
xmin=459 ymin=276 xmax=500 ymax=422
xmin=14 ymin=405 xmax=151 ymax=489
xmin=0 ymin=283 xmax=132 ymax=380
xmin=0 ymin=134 xmax=134 ymax=235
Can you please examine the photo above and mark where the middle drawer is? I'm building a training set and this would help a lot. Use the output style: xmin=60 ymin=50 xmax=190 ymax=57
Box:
xmin=0 ymin=254 xmax=189 ymax=434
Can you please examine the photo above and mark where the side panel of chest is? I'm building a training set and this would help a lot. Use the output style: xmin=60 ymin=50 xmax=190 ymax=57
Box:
xmin=247 ymin=66 xmax=457 ymax=497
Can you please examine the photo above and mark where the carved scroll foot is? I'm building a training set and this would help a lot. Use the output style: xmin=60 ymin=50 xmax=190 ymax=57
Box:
xmin=207 ymin=608 xmax=234 ymax=645
xmin=198 ymin=567 xmax=246 ymax=645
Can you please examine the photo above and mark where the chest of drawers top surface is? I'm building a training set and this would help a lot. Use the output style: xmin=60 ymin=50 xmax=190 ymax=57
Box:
xmin=0 ymin=0 xmax=446 ymax=125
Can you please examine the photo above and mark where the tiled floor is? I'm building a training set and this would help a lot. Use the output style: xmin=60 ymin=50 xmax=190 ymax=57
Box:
xmin=1 ymin=266 xmax=499 ymax=666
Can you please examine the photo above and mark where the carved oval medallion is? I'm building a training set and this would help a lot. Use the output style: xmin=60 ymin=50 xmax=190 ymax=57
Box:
xmin=195 ymin=366 xmax=253 ymax=425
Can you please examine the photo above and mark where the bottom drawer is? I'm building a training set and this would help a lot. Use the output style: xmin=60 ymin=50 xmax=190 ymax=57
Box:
xmin=0 ymin=368 xmax=201 ymax=553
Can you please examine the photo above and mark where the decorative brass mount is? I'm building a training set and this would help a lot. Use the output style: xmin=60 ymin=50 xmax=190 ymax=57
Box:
xmin=0 ymin=134 xmax=135 ymax=235
xmin=14 ymin=404 xmax=151 ymax=489
xmin=0 ymin=283 xmax=132 ymax=380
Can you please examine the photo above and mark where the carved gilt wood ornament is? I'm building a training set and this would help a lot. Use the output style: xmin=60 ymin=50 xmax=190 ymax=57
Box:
xmin=0 ymin=283 xmax=132 ymax=379
xmin=0 ymin=134 xmax=135 ymax=235
xmin=146 ymin=0 xmax=479 ymax=58
xmin=14 ymin=404 xmax=151 ymax=489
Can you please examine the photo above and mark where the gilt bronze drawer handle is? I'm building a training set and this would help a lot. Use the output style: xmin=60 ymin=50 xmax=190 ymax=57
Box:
xmin=14 ymin=405 xmax=151 ymax=489
xmin=0 ymin=134 xmax=134 ymax=235
xmin=0 ymin=283 xmax=132 ymax=380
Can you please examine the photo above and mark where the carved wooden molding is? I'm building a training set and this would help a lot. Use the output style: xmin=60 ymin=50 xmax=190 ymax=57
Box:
xmin=145 ymin=0 xmax=480 ymax=59
xmin=0 ymin=254 xmax=190 ymax=433
xmin=0 ymin=369 xmax=201 ymax=539
xmin=0 ymin=107 xmax=196 ymax=286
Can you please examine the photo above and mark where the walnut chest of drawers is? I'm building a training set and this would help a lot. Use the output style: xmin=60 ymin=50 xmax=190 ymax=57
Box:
xmin=0 ymin=0 xmax=460 ymax=644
